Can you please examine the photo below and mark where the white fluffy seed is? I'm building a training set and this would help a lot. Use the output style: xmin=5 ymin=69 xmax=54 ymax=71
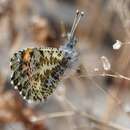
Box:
xmin=101 ymin=56 xmax=111 ymax=71
xmin=113 ymin=40 xmax=122 ymax=50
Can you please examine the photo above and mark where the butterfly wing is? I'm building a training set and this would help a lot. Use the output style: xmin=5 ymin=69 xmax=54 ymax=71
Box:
xmin=10 ymin=48 xmax=68 ymax=101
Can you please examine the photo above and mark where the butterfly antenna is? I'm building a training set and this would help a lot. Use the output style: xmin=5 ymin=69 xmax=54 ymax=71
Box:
xmin=69 ymin=10 xmax=84 ymax=41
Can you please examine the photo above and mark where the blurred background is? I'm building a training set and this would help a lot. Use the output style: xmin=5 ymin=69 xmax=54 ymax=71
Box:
xmin=0 ymin=0 xmax=130 ymax=130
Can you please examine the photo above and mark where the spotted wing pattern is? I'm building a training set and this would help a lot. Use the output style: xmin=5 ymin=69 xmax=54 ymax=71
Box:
xmin=10 ymin=48 xmax=68 ymax=101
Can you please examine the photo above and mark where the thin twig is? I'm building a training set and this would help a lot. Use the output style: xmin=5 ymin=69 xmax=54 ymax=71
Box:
xmin=78 ymin=73 xmax=130 ymax=81
xmin=33 ymin=110 xmax=130 ymax=130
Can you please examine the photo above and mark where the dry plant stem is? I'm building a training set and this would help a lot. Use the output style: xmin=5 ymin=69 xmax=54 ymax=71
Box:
xmin=0 ymin=91 xmax=47 ymax=130
xmin=77 ymin=74 xmax=121 ymax=103
xmin=78 ymin=72 xmax=130 ymax=81
xmin=54 ymin=93 xmax=76 ymax=130
xmin=77 ymin=73 xmax=130 ymax=120
xmin=93 ymin=73 xmax=130 ymax=81
xmin=112 ymin=0 xmax=130 ymax=35
xmin=34 ymin=103 xmax=130 ymax=130
xmin=87 ymin=76 xmax=122 ymax=107
xmin=65 ymin=68 xmax=129 ymax=107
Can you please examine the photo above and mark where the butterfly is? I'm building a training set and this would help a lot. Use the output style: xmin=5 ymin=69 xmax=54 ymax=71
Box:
xmin=10 ymin=10 xmax=84 ymax=102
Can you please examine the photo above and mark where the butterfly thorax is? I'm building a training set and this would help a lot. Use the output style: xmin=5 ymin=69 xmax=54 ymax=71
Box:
xmin=60 ymin=36 xmax=79 ymax=71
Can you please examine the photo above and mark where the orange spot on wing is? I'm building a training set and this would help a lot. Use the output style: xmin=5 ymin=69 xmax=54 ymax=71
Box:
xmin=23 ymin=48 xmax=32 ymax=62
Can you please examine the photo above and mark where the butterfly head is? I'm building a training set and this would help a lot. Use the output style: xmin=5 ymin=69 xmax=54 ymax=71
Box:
xmin=61 ymin=10 xmax=84 ymax=51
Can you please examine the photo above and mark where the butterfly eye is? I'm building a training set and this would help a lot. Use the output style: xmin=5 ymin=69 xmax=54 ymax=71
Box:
xmin=70 ymin=44 xmax=74 ymax=49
